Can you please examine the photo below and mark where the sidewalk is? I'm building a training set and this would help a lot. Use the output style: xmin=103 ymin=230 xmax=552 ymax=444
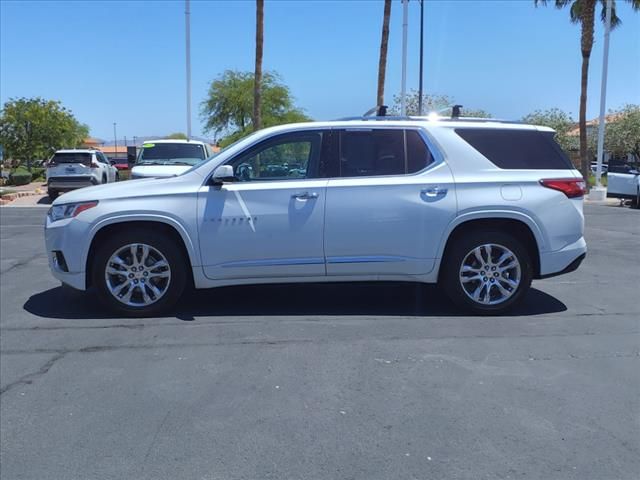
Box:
xmin=0 ymin=181 xmax=47 ymax=206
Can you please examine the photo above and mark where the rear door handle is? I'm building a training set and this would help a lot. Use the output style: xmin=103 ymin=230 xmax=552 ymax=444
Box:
xmin=292 ymin=192 xmax=318 ymax=200
xmin=421 ymin=186 xmax=448 ymax=197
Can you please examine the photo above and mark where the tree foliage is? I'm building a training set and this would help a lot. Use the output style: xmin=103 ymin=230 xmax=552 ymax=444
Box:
xmin=0 ymin=97 xmax=89 ymax=170
xmin=166 ymin=132 xmax=188 ymax=140
xmin=200 ymin=70 xmax=310 ymax=146
xmin=390 ymin=91 xmax=492 ymax=118
xmin=522 ymin=107 xmax=577 ymax=153
xmin=587 ymin=104 xmax=640 ymax=159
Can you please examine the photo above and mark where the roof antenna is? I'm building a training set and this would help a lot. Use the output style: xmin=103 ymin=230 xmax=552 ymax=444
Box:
xmin=451 ymin=105 xmax=463 ymax=119
xmin=377 ymin=105 xmax=387 ymax=117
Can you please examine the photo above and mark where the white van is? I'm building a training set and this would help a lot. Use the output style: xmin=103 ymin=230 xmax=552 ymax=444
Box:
xmin=130 ymin=139 xmax=214 ymax=179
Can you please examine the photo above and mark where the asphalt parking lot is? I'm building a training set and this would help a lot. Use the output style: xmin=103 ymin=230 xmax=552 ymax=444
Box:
xmin=0 ymin=204 xmax=638 ymax=480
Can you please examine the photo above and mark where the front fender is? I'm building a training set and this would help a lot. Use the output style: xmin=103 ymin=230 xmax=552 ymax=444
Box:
xmin=83 ymin=213 xmax=201 ymax=274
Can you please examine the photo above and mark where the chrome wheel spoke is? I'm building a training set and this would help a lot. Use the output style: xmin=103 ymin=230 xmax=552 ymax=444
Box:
xmin=148 ymin=259 xmax=169 ymax=270
xmin=461 ymin=274 xmax=482 ymax=283
xmin=106 ymin=266 xmax=126 ymax=276
xmin=140 ymin=245 xmax=150 ymax=266
xmin=473 ymin=247 xmax=485 ymax=265
xmin=147 ymin=282 xmax=162 ymax=298
xmin=130 ymin=245 xmax=139 ymax=265
xmin=461 ymin=265 xmax=481 ymax=273
xmin=498 ymin=261 xmax=518 ymax=272
xmin=140 ymin=285 xmax=151 ymax=304
xmin=148 ymin=271 xmax=170 ymax=279
xmin=499 ymin=277 xmax=518 ymax=289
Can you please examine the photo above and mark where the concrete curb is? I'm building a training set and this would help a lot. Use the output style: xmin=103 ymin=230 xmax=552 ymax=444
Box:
xmin=0 ymin=189 xmax=44 ymax=206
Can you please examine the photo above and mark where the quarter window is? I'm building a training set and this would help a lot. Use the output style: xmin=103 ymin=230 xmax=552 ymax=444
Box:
xmin=227 ymin=132 xmax=323 ymax=181
xmin=337 ymin=129 xmax=433 ymax=177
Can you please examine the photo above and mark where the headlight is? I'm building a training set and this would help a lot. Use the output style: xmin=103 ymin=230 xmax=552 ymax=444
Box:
xmin=48 ymin=201 xmax=98 ymax=222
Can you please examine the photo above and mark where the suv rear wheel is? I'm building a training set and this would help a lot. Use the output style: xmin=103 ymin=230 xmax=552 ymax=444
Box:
xmin=92 ymin=228 xmax=187 ymax=316
xmin=441 ymin=230 xmax=533 ymax=315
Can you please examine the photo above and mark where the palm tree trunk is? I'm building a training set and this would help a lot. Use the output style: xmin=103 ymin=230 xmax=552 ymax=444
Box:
xmin=253 ymin=0 xmax=264 ymax=132
xmin=376 ymin=0 xmax=392 ymax=109
xmin=578 ymin=0 xmax=596 ymax=183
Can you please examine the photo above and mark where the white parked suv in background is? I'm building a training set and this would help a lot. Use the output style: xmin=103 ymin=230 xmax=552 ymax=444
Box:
xmin=45 ymin=117 xmax=587 ymax=316
xmin=130 ymin=139 xmax=214 ymax=179
xmin=46 ymin=149 xmax=118 ymax=200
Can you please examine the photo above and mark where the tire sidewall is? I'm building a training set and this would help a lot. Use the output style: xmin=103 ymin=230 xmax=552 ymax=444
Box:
xmin=92 ymin=228 xmax=187 ymax=317
xmin=442 ymin=230 xmax=533 ymax=315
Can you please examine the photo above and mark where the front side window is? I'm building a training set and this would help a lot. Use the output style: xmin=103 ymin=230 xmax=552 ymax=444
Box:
xmin=227 ymin=131 xmax=323 ymax=182
xmin=337 ymin=129 xmax=433 ymax=178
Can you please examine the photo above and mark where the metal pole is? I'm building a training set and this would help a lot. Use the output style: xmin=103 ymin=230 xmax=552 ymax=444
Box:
xmin=400 ymin=0 xmax=408 ymax=116
xmin=113 ymin=123 xmax=117 ymax=158
xmin=418 ymin=0 xmax=424 ymax=116
xmin=595 ymin=0 xmax=612 ymax=188
xmin=185 ymin=0 xmax=192 ymax=139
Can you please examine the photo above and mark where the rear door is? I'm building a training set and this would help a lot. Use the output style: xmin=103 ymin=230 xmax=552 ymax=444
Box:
xmin=323 ymin=128 xmax=456 ymax=277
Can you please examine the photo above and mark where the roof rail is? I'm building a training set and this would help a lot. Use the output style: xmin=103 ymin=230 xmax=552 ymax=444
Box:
xmin=335 ymin=115 xmax=523 ymax=124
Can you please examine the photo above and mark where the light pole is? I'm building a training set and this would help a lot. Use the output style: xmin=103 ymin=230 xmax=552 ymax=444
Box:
xmin=400 ymin=0 xmax=409 ymax=116
xmin=185 ymin=0 xmax=192 ymax=140
xmin=113 ymin=123 xmax=117 ymax=158
xmin=594 ymin=0 xmax=612 ymax=193
xmin=418 ymin=0 xmax=424 ymax=116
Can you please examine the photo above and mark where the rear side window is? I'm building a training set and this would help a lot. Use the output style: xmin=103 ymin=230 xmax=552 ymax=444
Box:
xmin=337 ymin=129 xmax=433 ymax=177
xmin=455 ymin=128 xmax=573 ymax=170
xmin=50 ymin=152 xmax=91 ymax=164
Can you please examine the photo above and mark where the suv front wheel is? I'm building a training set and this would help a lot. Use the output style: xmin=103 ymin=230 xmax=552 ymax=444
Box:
xmin=92 ymin=228 xmax=187 ymax=317
xmin=441 ymin=231 xmax=533 ymax=315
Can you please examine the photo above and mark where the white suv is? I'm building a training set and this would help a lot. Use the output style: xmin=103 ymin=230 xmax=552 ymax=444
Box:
xmin=44 ymin=118 xmax=587 ymax=316
xmin=130 ymin=139 xmax=214 ymax=179
xmin=46 ymin=149 xmax=118 ymax=200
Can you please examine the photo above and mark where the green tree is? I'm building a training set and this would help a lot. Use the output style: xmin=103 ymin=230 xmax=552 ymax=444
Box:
xmin=587 ymin=104 xmax=640 ymax=159
xmin=166 ymin=132 xmax=188 ymax=140
xmin=522 ymin=107 xmax=577 ymax=153
xmin=200 ymin=70 xmax=310 ymax=146
xmin=390 ymin=91 xmax=492 ymax=118
xmin=0 ymin=97 xmax=89 ymax=171
xmin=534 ymin=0 xmax=640 ymax=181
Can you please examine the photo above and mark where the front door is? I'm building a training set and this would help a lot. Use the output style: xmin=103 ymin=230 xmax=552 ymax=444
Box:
xmin=323 ymin=128 xmax=457 ymax=276
xmin=198 ymin=130 xmax=330 ymax=280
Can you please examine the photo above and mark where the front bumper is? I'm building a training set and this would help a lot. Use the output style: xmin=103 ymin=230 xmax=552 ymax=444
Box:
xmin=45 ymin=216 xmax=91 ymax=290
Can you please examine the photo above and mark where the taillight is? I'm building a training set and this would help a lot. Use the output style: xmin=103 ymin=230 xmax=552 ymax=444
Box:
xmin=540 ymin=178 xmax=586 ymax=198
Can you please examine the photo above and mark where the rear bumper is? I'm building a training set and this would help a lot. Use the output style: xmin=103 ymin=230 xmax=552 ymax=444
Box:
xmin=48 ymin=176 xmax=97 ymax=191
xmin=538 ymin=237 xmax=587 ymax=278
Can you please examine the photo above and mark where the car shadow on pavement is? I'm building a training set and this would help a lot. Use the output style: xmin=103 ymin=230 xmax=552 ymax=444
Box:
xmin=24 ymin=282 xmax=567 ymax=320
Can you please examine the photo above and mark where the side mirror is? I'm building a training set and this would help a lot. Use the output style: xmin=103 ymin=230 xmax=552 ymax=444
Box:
xmin=630 ymin=170 xmax=640 ymax=176
xmin=109 ymin=160 xmax=117 ymax=166
xmin=210 ymin=165 xmax=235 ymax=185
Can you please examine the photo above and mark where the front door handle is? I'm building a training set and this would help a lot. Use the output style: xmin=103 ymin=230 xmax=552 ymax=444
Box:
xmin=421 ymin=186 xmax=448 ymax=197
xmin=292 ymin=192 xmax=319 ymax=200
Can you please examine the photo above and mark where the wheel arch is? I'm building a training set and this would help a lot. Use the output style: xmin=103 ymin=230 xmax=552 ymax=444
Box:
xmin=436 ymin=212 xmax=544 ymax=281
xmin=85 ymin=217 xmax=198 ymax=289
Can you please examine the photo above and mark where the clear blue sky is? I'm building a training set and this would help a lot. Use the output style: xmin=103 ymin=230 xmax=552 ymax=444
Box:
xmin=1 ymin=0 xmax=639 ymax=141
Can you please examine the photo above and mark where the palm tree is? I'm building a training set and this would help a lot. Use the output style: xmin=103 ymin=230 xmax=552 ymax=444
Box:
xmin=253 ymin=0 xmax=264 ymax=131
xmin=377 ymin=0 xmax=392 ymax=111
xmin=535 ymin=0 xmax=639 ymax=182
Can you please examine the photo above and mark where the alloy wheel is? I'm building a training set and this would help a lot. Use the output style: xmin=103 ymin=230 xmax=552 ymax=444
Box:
xmin=458 ymin=243 xmax=521 ymax=305
xmin=104 ymin=243 xmax=171 ymax=307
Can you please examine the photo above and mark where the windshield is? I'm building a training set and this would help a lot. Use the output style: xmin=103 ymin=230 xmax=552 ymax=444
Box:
xmin=136 ymin=143 xmax=206 ymax=166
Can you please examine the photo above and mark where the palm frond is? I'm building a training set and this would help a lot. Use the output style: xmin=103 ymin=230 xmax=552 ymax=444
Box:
xmin=569 ymin=0 xmax=585 ymax=24
xmin=599 ymin=0 xmax=622 ymax=29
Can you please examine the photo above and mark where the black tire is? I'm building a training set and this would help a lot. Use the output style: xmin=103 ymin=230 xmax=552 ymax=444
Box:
xmin=633 ymin=188 xmax=640 ymax=209
xmin=102 ymin=174 xmax=107 ymax=184
xmin=440 ymin=230 xmax=533 ymax=315
xmin=92 ymin=228 xmax=188 ymax=317
xmin=115 ymin=172 xmax=120 ymax=182
xmin=48 ymin=189 xmax=58 ymax=201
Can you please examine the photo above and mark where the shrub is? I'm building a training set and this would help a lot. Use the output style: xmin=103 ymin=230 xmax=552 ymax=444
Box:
xmin=9 ymin=167 xmax=33 ymax=186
